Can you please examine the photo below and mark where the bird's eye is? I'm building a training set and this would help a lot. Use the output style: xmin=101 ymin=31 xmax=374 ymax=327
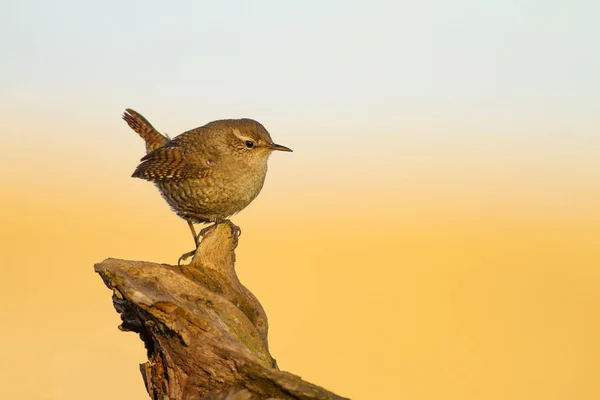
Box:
xmin=245 ymin=140 xmax=254 ymax=149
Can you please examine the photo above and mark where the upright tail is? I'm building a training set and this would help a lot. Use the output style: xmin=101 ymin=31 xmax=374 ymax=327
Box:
xmin=123 ymin=108 xmax=169 ymax=153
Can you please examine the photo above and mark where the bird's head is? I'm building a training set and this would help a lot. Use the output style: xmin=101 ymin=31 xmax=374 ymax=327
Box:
xmin=214 ymin=119 xmax=292 ymax=166
xmin=230 ymin=119 xmax=292 ymax=154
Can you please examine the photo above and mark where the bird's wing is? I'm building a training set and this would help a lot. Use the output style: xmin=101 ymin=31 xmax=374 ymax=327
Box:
xmin=131 ymin=140 xmax=212 ymax=181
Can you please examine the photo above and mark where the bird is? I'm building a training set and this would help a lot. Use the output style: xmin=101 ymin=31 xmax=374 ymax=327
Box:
xmin=123 ymin=108 xmax=292 ymax=264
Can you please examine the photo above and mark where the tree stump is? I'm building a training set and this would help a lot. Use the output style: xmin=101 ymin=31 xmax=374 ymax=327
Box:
xmin=95 ymin=221 xmax=348 ymax=400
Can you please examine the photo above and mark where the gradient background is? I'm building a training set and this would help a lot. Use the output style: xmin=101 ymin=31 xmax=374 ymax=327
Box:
xmin=1 ymin=1 xmax=599 ymax=399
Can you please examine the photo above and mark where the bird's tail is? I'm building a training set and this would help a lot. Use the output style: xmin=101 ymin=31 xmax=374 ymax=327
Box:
xmin=123 ymin=108 xmax=169 ymax=153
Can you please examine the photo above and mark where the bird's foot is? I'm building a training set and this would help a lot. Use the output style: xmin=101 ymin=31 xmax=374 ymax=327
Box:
xmin=199 ymin=219 xmax=241 ymax=239
xmin=223 ymin=220 xmax=241 ymax=249
xmin=178 ymin=249 xmax=197 ymax=266
xmin=225 ymin=219 xmax=242 ymax=236
xmin=230 ymin=223 xmax=241 ymax=239
xmin=179 ymin=220 xmax=242 ymax=265
xmin=198 ymin=223 xmax=219 ymax=238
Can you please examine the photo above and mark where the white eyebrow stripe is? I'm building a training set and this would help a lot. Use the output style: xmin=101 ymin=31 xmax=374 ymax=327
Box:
xmin=231 ymin=129 xmax=254 ymax=142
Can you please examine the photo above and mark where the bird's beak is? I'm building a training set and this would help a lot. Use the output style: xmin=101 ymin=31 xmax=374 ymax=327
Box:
xmin=270 ymin=143 xmax=293 ymax=152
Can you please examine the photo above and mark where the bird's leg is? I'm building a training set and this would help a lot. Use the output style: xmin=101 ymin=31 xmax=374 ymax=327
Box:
xmin=177 ymin=219 xmax=242 ymax=265
xmin=178 ymin=221 xmax=200 ymax=266
xmin=188 ymin=220 xmax=200 ymax=247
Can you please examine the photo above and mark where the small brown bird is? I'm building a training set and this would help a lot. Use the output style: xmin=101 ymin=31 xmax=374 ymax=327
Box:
xmin=123 ymin=109 xmax=292 ymax=263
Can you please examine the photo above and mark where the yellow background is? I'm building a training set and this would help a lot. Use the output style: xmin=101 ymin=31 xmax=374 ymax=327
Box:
xmin=2 ymin=2 xmax=599 ymax=399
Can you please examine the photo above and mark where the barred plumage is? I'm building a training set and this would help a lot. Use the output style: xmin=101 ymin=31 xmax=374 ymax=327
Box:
xmin=123 ymin=109 xmax=169 ymax=153
xmin=123 ymin=108 xmax=292 ymax=262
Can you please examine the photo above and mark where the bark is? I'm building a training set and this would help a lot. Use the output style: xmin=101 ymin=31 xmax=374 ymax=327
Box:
xmin=95 ymin=221 xmax=348 ymax=400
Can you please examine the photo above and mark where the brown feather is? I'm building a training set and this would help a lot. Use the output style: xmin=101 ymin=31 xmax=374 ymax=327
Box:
xmin=132 ymin=144 xmax=212 ymax=181
xmin=123 ymin=109 xmax=169 ymax=153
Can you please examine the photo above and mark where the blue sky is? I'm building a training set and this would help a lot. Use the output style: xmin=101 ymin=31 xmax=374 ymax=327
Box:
xmin=3 ymin=1 xmax=598 ymax=116
xmin=1 ymin=1 xmax=598 ymax=173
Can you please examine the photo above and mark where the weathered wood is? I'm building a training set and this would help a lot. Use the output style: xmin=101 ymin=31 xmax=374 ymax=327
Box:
xmin=95 ymin=221 xmax=348 ymax=400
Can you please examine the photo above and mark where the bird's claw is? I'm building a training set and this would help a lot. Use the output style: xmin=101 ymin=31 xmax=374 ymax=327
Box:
xmin=179 ymin=220 xmax=241 ymax=265
xmin=197 ymin=220 xmax=241 ymax=238
xmin=178 ymin=249 xmax=197 ymax=266
xmin=199 ymin=223 xmax=218 ymax=237
xmin=230 ymin=224 xmax=241 ymax=238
